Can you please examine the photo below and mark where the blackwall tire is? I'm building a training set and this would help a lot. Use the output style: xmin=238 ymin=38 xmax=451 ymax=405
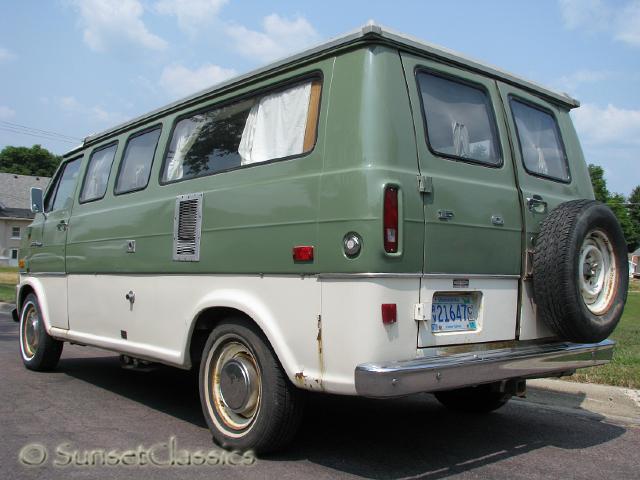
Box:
xmin=19 ymin=293 xmax=63 ymax=371
xmin=198 ymin=318 xmax=304 ymax=454
xmin=533 ymin=200 xmax=628 ymax=342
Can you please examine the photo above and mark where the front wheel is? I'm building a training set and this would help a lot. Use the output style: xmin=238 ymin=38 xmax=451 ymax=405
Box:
xmin=199 ymin=319 xmax=304 ymax=454
xmin=19 ymin=293 xmax=63 ymax=371
xmin=434 ymin=383 xmax=511 ymax=413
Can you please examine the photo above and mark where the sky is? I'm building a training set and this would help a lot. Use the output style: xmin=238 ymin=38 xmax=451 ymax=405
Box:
xmin=0 ymin=0 xmax=638 ymax=195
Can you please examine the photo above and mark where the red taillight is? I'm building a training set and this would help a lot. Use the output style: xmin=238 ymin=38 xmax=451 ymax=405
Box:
xmin=383 ymin=186 xmax=398 ymax=253
xmin=381 ymin=304 xmax=397 ymax=325
xmin=292 ymin=245 xmax=314 ymax=262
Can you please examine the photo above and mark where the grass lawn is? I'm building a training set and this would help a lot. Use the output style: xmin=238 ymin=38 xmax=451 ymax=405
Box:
xmin=568 ymin=279 xmax=640 ymax=389
xmin=0 ymin=266 xmax=18 ymax=303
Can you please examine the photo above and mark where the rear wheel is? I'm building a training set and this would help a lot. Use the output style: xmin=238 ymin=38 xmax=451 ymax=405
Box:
xmin=199 ymin=319 xmax=304 ymax=453
xmin=19 ymin=293 xmax=63 ymax=371
xmin=434 ymin=383 xmax=511 ymax=413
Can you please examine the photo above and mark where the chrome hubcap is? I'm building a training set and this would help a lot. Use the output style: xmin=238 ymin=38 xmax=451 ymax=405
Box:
xmin=578 ymin=230 xmax=617 ymax=315
xmin=210 ymin=340 xmax=261 ymax=431
xmin=21 ymin=304 xmax=40 ymax=359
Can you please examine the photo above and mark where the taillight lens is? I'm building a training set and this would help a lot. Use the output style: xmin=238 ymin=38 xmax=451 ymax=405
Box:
xmin=383 ymin=186 xmax=398 ymax=253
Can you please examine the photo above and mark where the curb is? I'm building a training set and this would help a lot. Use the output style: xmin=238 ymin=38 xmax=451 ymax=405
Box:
xmin=521 ymin=378 xmax=640 ymax=421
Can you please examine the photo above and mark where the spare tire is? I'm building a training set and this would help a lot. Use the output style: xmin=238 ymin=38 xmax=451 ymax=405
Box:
xmin=533 ymin=199 xmax=628 ymax=343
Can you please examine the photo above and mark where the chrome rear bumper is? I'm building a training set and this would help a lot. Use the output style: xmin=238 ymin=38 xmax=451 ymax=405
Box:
xmin=355 ymin=340 xmax=614 ymax=398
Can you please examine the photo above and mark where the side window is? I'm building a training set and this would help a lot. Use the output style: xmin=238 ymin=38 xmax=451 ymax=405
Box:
xmin=417 ymin=71 xmax=501 ymax=166
xmin=80 ymin=143 xmax=118 ymax=203
xmin=162 ymin=78 xmax=322 ymax=182
xmin=45 ymin=157 xmax=82 ymax=212
xmin=115 ymin=127 xmax=162 ymax=194
xmin=510 ymin=98 xmax=570 ymax=182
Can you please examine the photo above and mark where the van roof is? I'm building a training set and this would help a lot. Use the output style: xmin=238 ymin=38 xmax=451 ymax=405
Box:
xmin=71 ymin=23 xmax=580 ymax=156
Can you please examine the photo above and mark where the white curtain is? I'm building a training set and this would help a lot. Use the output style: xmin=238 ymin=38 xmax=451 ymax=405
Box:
xmin=166 ymin=119 xmax=205 ymax=181
xmin=84 ymin=150 xmax=111 ymax=199
xmin=239 ymin=82 xmax=311 ymax=165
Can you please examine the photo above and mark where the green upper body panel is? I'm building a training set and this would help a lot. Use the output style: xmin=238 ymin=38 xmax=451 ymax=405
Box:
xmin=21 ymin=29 xmax=593 ymax=277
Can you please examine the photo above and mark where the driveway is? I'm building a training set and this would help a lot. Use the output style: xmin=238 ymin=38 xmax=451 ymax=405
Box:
xmin=1 ymin=311 xmax=638 ymax=479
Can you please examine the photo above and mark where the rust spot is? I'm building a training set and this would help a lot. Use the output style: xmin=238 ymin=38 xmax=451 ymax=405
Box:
xmin=294 ymin=371 xmax=306 ymax=384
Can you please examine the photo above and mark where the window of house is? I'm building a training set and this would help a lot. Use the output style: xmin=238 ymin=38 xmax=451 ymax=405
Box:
xmin=510 ymin=98 xmax=570 ymax=182
xmin=80 ymin=143 xmax=118 ymax=203
xmin=11 ymin=226 xmax=20 ymax=239
xmin=45 ymin=157 xmax=82 ymax=212
xmin=116 ymin=127 xmax=162 ymax=194
xmin=417 ymin=71 xmax=501 ymax=166
xmin=10 ymin=249 xmax=18 ymax=260
xmin=162 ymin=79 xmax=322 ymax=183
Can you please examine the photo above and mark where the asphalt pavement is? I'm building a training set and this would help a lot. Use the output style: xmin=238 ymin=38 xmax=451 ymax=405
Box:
xmin=1 ymin=310 xmax=638 ymax=480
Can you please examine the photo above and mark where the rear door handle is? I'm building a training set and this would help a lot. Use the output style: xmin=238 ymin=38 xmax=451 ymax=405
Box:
xmin=527 ymin=195 xmax=548 ymax=214
xmin=57 ymin=220 xmax=69 ymax=231
xmin=30 ymin=241 xmax=43 ymax=247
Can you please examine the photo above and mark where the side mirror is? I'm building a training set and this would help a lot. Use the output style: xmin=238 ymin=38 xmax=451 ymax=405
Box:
xmin=30 ymin=187 xmax=44 ymax=213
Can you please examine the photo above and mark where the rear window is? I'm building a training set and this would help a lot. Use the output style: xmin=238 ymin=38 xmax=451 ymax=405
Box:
xmin=162 ymin=78 xmax=322 ymax=183
xmin=510 ymin=98 xmax=570 ymax=182
xmin=417 ymin=71 xmax=501 ymax=166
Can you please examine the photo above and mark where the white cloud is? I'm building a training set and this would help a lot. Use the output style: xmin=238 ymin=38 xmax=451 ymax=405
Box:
xmin=559 ymin=0 xmax=640 ymax=47
xmin=0 ymin=105 xmax=16 ymax=120
xmin=572 ymin=103 xmax=640 ymax=146
xmin=226 ymin=14 xmax=320 ymax=63
xmin=160 ymin=63 xmax=237 ymax=98
xmin=559 ymin=0 xmax=611 ymax=31
xmin=155 ymin=0 xmax=227 ymax=35
xmin=56 ymin=96 xmax=126 ymax=125
xmin=615 ymin=1 xmax=640 ymax=46
xmin=0 ymin=47 xmax=15 ymax=63
xmin=554 ymin=69 xmax=612 ymax=94
xmin=572 ymin=103 xmax=640 ymax=195
xmin=68 ymin=0 xmax=166 ymax=52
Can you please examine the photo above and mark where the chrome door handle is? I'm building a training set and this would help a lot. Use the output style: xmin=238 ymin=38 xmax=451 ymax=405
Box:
xmin=30 ymin=241 xmax=43 ymax=247
xmin=527 ymin=195 xmax=548 ymax=214
xmin=56 ymin=220 xmax=68 ymax=231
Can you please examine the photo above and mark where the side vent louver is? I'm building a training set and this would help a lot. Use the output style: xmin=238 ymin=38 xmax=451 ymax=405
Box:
xmin=173 ymin=192 xmax=203 ymax=261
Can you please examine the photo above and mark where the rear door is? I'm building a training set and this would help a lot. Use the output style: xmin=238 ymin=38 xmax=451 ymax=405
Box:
xmin=400 ymin=53 xmax=522 ymax=276
xmin=400 ymin=53 xmax=522 ymax=347
xmin=497 ymin=83 xmax=588 ymax=275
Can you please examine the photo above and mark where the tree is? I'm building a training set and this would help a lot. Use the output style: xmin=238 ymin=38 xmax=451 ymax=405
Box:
xmin=588 ymin=163 xmax=638 ymax=252
xmin=0 ymin=144 xmax=62 ymax=177
xmin=629 ymin=185 xmax=640 ymax=251
xmin=607 ymin=193 xmax=638 ymax=252
xmin=588 ymin=164 xmax=609 ymax=203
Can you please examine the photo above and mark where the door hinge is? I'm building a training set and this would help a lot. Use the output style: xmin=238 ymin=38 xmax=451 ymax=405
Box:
xmin=418 ymin=175 xmax=433 ymax=194
xmin=414 ymin=302 xmax=432 ymax=321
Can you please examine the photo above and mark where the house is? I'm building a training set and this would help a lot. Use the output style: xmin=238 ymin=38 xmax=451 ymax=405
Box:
xmin=0 ymin=172 xmax=50 ymax=266
xmin=631 ymin=247 xmax=640 ymax=279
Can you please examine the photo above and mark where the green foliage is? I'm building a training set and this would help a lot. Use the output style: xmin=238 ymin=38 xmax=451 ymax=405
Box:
xmin=607 ymin=193 xmax=638 ymax=251
xmin=0 ymin=144 xmax=62 ymax=177
xmin=629 ymin=186 xmax=640 ymax=249
xmin=588 ymin=164 xmax=609 ymax=203
xmin=588 ymin=164 xmax=639 ymax=252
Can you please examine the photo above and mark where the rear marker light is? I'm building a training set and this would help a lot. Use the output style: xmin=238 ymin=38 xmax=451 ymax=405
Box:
xmin=381 ymin=304 xmax=397 ymax=325
xmin=293 ymin=245 xmax=314 ymax=262
xmin=383 ymin=186 xmax=398 ymax=253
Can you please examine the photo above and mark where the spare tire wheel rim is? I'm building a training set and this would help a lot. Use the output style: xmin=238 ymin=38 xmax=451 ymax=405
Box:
xmin=578 ymin=229 xmax=617 ymax=315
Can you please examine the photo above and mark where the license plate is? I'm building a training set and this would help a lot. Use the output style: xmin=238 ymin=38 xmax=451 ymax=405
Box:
xmin=431 ymin=294 xmax=477 ymax=333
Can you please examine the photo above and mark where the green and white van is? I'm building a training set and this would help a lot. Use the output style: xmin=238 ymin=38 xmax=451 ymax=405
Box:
xmin=15 ymin=24 xmax=628 ymax=453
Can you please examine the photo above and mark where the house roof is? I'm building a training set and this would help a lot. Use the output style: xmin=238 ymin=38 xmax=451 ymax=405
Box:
xmin=70 ymin=23 xmax=579 ymax=155
xmin=0 ymin=172 xmax=50 ymax=219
